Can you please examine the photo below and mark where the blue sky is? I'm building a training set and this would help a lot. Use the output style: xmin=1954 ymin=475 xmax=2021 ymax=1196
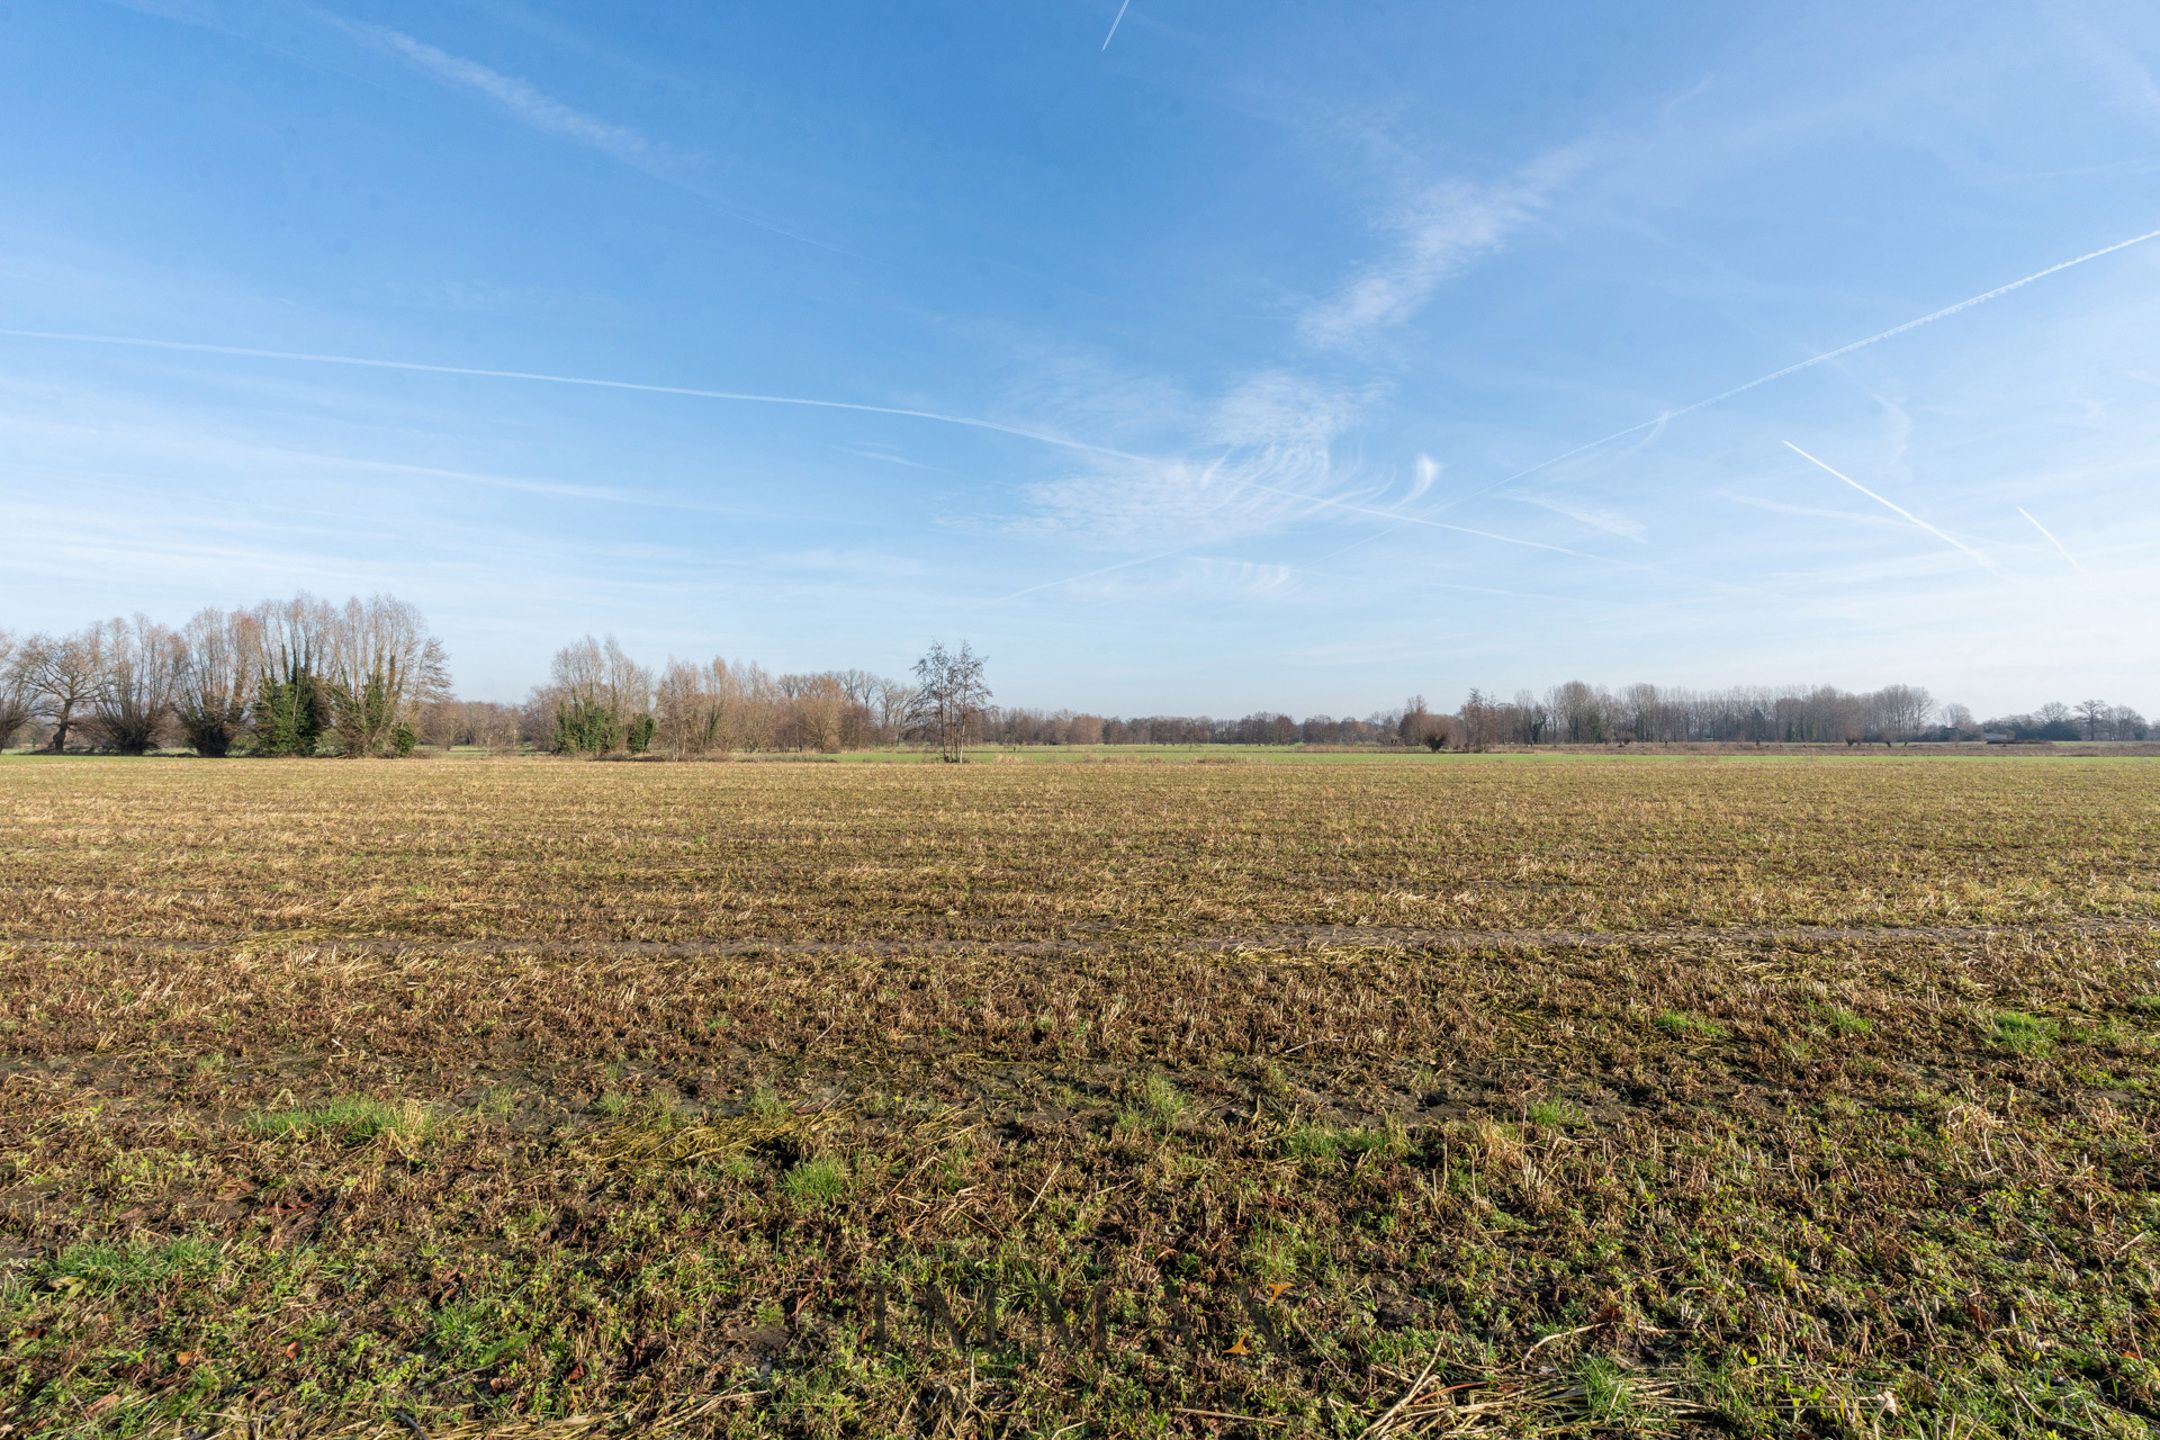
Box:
xmin=2 ymin=1 xmax=2157 ymax=716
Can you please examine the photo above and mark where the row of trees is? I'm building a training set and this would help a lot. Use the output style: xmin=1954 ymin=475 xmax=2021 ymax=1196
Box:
xmin=522 ymin=636 xmax=989 ymax=760
xmin=1982 ymin=700 xmax=2150 ymax=743
xmin=524 ymin=639 xmax=918 ymax=757
xmin=0 ymin=605 xmax=999 ymax=761
xmin=1431 ymin=682 xmax=1956 ymax=749
xmin=982 ymin=683 xmax=2151 ymax=752
xmin=0 ymin=596 xmax=448 ymax=756
xmin=5 ymin=602 xmax=2145 ymax=758
xmin=980 ymin=710 xmax=1393 ymax=747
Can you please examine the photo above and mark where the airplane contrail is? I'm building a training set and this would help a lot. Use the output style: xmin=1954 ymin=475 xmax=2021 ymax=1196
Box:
xmin=1235 ymin=479 xmax=1601 ymax=559
xmin=1101 ymin=0 xmax=1133 ymax=51
xmin=0 ymin=327 xmax=1139 ymax=462
xmin=1 ymin=322 xmax=1583 ymax=595
xmin=993 ymin=545 xmax=1185 ymax=603
xmin=2016 ymin=505 xmax=2086 ymax=572
xmin=1782 ymin=440 xmax=1997 ymax=574
xmin=1431 ymin=225 xmax=2160 ymax=516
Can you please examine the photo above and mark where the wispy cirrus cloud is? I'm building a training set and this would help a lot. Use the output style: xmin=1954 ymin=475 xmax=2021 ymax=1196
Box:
xmin=1298 ymin=146 xmax=1588 ymax=350
xmin=359 ymin=24 xmax=667 ymax=170
xmin=1514 ymin=491 xmax=1646 ymax=542
xmin=1016 ymin=370 xmax=1368 ymax=550
xmin=1406 ymin=453 xmax=1442 ymax=503
xmin=326 ymin=17 xmax=833 ymax=247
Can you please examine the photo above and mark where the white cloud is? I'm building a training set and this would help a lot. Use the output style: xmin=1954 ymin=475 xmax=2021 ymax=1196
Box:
xmin=1408 ymin=452 xmax=1442 ymax=503
xmin=1018 ymin=371 xmax=1367 ymax=549
xmin=1298 ymin=147 xmax=1586 ymax=350
xmin=366 ymin=26 xmax=662 ymax=169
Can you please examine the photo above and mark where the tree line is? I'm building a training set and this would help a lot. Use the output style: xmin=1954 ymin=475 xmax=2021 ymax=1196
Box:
xmin=4 ymin=601 xmax=2145 ymax=756
xmin=0 ymin=596 xmax=448 ymax=757
xmin=0 ymin=602 xmax=997 ymax=760
xmin=519 ymin=635 xmax=986 ymax=760
xmin=980 ymin=681 xmax=2149 ymax=750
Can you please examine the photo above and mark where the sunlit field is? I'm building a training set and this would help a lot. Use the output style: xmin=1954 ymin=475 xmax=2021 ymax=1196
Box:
xmin=3 ymin=755 xmax=2158 ymax=1437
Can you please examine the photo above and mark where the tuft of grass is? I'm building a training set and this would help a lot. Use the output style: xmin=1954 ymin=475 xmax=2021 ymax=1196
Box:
xmin=1525 ymin=1097 xmax=1586 ymax=1130
xmin=1816 ymin=1005 xmax=1873 ymax=1036
xmin=1654 ymin=1010 xmax=1728 ymax=1042
xmin=44 ymin=1238 xmax=219 ymax=1297
xmin=1576 ymin=1354 xmax=1637 ymax=1422
xmin=1990 ymin=1010 xmax=2058 ymax=1053
xmin=249 ymin=1095 xmax=429 ymax=1145
xmin=1131 ymin=1076 xmax=1187 ymax=1134
xmin=781 ymin=1156 xmax=851 ymax=1207
xmin=2129 ymin=995 xmax=2160 ymax=1016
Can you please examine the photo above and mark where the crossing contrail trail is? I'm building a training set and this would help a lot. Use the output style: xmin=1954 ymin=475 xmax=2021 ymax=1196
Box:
xmin=2016 ymin=505 xmax=2086 ymax=572
xmin=1235 ymin=479 xmax=1601 ymax=559
xmin=1783 ymin=440 xmax=1998 ymax=574
xmin=1101 ymin=0 xmax=1133 ymax=50
xmin=0 ymin=327 xmax=1140 ymax=462
xmin=1431 ymin=225 xmax=2160 ymax=516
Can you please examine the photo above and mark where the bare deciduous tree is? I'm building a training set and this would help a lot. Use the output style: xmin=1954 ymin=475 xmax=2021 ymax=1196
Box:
xmin=1872 ymin=684 xmax=1934 ymax=743
xmin=320 ymin=595 xmax=450 ymax=757
xmin=87 ymin=614 xmax=183 ymax=755
xmin=780 ymin=672 xmax=848 ymax=753
xmin=907 ymin=640 xmax=990 ymax=762
xmin=0 ymin=630 xmax=33 ymax=750
xmin=1510 ymin=690 xmax=1548 ymax=745
xmin=1396 ymin=696 xmax=1454 ymax=752
xmin=19 ymin=628 xmax=103 ymax=752
xmin=655 ymin=657 xmax=738 ymax=757
xmin=176 ymin=607 xmax=262 ymax=756
xmin=1460 ymin=687 xmax=1502 ymax=752
xmin=875 ymin=676 xmax=913 ymax=741
xmin=544 ymin=635 xmax=651 ymax=753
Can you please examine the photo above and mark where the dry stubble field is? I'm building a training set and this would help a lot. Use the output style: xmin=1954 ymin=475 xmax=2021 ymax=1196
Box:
xmin=2 ymin=753 xmax=2158 ymax=1438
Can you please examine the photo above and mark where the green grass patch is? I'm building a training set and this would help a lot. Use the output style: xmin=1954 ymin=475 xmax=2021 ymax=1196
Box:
xmin=780 ymin=1156 xmax=851 ymax=1207
xmin=1525 ymin=1097 xmax=1587 ymax=1129
xmin=1815 ymin=1005 xmax=1873 ymax=1036
xmin=1990 ymin=1010 xmax=2059 ymax=1053
xmin=249 ymin=1095 xmax=430 ymax=1145
xmin=1122 ymin=1076 xmax=1188 ymax=1134
xmin=43 ymin=1237 xmax=220 ymax=1297
xmin=1654 ymin=1010 xmax=1728 ymax=1041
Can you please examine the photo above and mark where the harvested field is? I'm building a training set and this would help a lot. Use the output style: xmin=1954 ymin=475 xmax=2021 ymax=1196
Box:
xmin=2 ymin=754 xmax=2158 ymax=1437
